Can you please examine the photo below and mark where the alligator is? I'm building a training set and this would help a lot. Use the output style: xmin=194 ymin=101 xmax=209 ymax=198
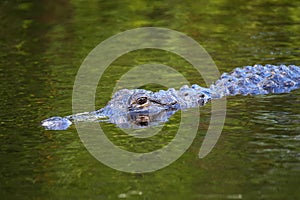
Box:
xmin=41 ymin=64 xmax=300 ymax=130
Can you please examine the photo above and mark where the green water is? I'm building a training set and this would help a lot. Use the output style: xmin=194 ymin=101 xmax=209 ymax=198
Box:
xmin=1 ymin=0 xmax=300 ymax=199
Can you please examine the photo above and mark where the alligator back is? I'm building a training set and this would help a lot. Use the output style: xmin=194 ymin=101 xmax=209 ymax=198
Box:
xmin=210 ymin=64 xmax=300 ymax=98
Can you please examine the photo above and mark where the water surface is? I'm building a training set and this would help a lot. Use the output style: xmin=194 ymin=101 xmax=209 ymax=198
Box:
xmin=1 ymin=0 xmax=300 ymax=199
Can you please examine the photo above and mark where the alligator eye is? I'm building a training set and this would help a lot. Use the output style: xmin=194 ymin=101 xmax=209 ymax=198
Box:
xmin=136 ymin=97 xmax=148 ymax=105
xmin=200 ymin=94 xmax=205 ymax=98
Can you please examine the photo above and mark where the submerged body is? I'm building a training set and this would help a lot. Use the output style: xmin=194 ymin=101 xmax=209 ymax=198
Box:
xmin=42 ymin=64 xmax=300 ymax=130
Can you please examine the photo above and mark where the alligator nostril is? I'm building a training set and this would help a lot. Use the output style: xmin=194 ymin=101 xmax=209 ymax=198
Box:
xmin=136 ymin=97 xmax=148 ymax=105
xmin=199 ymin=94 xmax=205 ymax=98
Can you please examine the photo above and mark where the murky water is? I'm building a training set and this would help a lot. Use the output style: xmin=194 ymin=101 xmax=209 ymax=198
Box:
xmin=1 ymin=0 xmax=300 ymax=199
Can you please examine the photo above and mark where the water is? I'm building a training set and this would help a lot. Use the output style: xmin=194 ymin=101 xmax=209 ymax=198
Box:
xmin=1 ymin=0 xmax=300 ymax=199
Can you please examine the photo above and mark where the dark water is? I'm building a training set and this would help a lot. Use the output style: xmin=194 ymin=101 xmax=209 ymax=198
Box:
xmin=1 ymin=0 xmax=300 ymax=199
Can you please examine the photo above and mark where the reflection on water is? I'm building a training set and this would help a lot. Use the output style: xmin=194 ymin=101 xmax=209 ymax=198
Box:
xmin=1 ymin=0 xmax=300 ymax=199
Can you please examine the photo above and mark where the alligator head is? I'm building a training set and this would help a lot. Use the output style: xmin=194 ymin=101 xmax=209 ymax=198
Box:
xmin=99 ymin=88 xmax=179 ymax=128
xmin=41 ymin=85 xmax=211 ymax=130
xmin=100 ymin=85 xmax=211 ymax=128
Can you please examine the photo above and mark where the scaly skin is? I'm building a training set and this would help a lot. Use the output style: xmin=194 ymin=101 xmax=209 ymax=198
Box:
xmin=210 ymin=64 xmax=300 ymax=98
xmin=41 ymin=64 xmax=300 ymax=130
